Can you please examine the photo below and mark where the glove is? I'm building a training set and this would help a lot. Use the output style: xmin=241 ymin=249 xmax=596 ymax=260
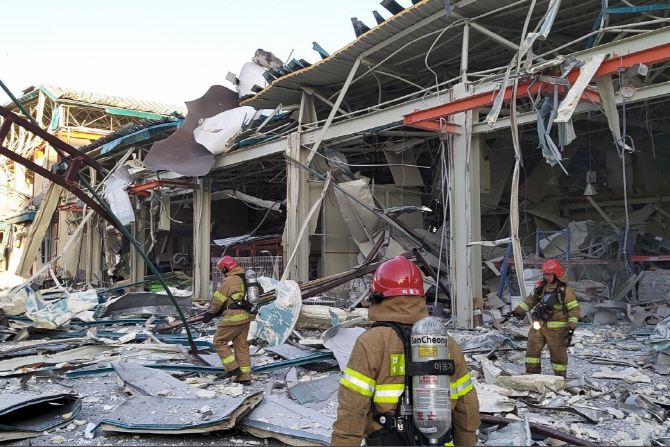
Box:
xmin=513 ymin=311 xmax=524 ymax=320
xmin=201 ymin=311 xmax=215 ymax=324
xmin=567 ymin=323 xmax=577 ymax=332
xmin=565 ymin=326 xmax=575 ymax=347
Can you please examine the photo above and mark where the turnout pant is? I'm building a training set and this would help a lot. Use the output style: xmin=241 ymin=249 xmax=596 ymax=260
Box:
xmin=525 ymin=325 xmax=568 ymax=377
xmin=213 ymin=321 xmax=252 ymax=380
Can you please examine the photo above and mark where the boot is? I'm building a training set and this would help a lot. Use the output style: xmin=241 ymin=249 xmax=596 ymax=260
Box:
xmin=235 ymin=372 xmax=252 ymax=385
xmin=225 ymin=367 xmax=241 ymax=378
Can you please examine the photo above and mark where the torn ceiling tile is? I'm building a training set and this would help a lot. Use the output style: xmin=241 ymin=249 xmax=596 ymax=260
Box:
xmin=144 ymin=85 xmax=238 ymax=176
xmin=25 ymin=289 xmax=99 ymax=330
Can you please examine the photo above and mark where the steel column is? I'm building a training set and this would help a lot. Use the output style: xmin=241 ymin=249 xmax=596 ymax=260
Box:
xmin=449 ymin=84 xmax=474 ymax=328
xmin=193 ymin=176 xmax=212 ymax=298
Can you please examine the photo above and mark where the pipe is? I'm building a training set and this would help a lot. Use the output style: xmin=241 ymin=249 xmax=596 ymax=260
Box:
xmin=413 ymin=248 xmax=451 ymax=299
xmin=0 ymin=80 xmax=203 ymax=361
xmin=479 ymin=414 xmax=596 ymax=446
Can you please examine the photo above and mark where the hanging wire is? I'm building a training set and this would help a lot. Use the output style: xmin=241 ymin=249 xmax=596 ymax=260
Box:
xmin=615 ymin=67 xmax=635 ymax=280
xmin=434 ymin=118 xmax=451 ymax=308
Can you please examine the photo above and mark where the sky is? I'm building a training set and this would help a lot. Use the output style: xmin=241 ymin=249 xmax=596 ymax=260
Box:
xmin=0 ymin=0 xmax=414 ymax=107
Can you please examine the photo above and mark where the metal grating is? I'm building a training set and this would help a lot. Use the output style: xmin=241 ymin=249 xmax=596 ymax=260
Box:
xmin=303 ymin=296 xmax=347 ymax=308
xmin=211 ymin=256 xmax=283 ymax=293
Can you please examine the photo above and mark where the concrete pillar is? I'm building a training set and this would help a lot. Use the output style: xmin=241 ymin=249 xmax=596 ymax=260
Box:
xmin=449 ymin=83 xmax=480 ymax=328
xmin=193 ymin=176 xmax=212 ymax=299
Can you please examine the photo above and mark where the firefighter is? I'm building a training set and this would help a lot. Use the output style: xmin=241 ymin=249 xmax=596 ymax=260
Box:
xmin=331 ymin=256 xmax=480 ymax=446
xmin=513 ymin=259 xmax=580 ymax=377
xmin=202 ymin=255 xmax=254 ymax=385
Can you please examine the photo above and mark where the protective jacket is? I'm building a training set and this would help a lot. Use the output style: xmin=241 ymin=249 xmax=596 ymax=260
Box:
xmin=331 ymin=295 xmax=480 ymax=446
xmin=514 ymin=275 xmax=580 ymax=377
xmin=514 ymin=275 xmax=579 ymax=330
xmin=211 ymin=266 xmax=255 ymax=326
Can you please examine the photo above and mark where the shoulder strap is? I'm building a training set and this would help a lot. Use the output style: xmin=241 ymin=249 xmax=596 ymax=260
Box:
xmin=557 ymin=280 xmax=568 ymax=312
xmin=370 ymin=321 xmax=412 ymax=396
xmin=236 ymin=273 xmax=248 ymax=296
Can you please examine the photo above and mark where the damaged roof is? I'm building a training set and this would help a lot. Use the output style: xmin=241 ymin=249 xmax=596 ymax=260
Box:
xmin=11 ymin=85 xmax=187 ymax=116
xmin=241 ymin=0 xmax=666 ymax=110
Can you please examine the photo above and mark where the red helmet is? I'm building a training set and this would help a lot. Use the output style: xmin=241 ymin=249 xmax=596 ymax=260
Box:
xmin=217 ymin=255 xmax=238 ymax=272
xmin=541 ymin=259 xmax=565 ymax=277
xmin=371 ymin=256 xmax=424 ymax=299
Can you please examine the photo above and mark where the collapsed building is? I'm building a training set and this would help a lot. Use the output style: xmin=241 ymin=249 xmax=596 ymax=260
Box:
xmin=2 ymin=0 xmax=670 ymax=445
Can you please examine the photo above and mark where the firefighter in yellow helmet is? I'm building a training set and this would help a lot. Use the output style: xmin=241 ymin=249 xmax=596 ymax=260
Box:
xmin=202 ymin=255 xmax=255 ymax=384
xmin=513 ymin=259 xmax=580 ymax=377
xmin=331 ymin=256 xmax=480 ymax=446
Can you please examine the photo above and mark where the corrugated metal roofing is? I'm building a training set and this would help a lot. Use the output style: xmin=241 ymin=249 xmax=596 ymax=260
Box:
xmin=242 ymin=0 xmax=666 ymax=110
xmin=242 ymin=0 xmax=450 ymax=109
xmin=41 ymin=86 xmax=187 ymax=116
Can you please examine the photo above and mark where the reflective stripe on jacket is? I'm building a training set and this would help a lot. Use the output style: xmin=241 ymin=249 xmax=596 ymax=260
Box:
xmin=331 ymin=295 xmax=480 ymax=446
xmin=514 ymin=275 xmax=580 ymax=328
xmin=210 ymin=266 xmax=255 ymax=326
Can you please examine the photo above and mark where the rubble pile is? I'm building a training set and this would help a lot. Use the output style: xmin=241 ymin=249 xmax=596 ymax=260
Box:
xmin=1 ymin=272 xmax=670 ymax=446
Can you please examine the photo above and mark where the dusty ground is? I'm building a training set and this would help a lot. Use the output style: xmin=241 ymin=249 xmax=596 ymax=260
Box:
xmin=2 ymin=322 xmax=670 ymax=446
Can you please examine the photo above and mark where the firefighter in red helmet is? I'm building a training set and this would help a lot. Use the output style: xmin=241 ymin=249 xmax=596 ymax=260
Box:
xmin=513 ymin=259 xmax=580 ymax=377
xmin=202 ymin=255 xmax=254 ymax=384
xmin=331 ymin=256 xmax=480 ymax=446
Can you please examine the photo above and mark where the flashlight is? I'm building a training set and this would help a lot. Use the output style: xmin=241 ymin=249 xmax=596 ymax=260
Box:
xmin=532 ymin=320 xmax=541 ymax=330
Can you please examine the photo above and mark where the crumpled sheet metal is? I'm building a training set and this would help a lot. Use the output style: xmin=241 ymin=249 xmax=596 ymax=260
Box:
xmin=113 ymin=362 xmax=194 ymax=397
xmin=255 ymin=280 xmax=302 ymax=346
xmin=264 ymin=343 xmax=313 ymax=360
xmin=474 ymin=383 xmax=518 ymax=413
xmin=652 ymin=315 xmax=670 ymax=341
xmin=0 ymin=344 xmax=113 ymax=373
xmin=619 ymin=391 xmax=668 ymax=423
xmin=242 ymin=395 xmax=334 ymax=446
xmin=94 ymin=292 xmax=192 ymax=318
xmin=323 ymin=325 xmax=365 ymax=371
xmin=0 ymin=393 xmax=81 ymax=441
xmin=460 ymin=332 xmax=516 ymax=352
xmin=144 ymin=85 xmax=238 ymax=176
xmin=26 ymin=289 xmax=98 ymax=329
xmin=333 ymin=178 xmax=384 ymax=247
xmin=193 ymin=106 xmax=256 ymax=155
xmin=289 ymin=374 xmax=340 ymax=410
xmin=105 ymin=166 xmax=135 ymax=225
xmin=101 ymin=393 xmax=263 ymax=435
xmin=482 ymin=420 xmax=531 ymax=446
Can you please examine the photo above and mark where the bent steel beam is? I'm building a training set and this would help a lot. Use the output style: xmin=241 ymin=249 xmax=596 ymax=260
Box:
xmin=0 ymin=107 xmax=104 ymax=173
xmin=404 ymin=41 xmax=670 ymax=129
xmin=0 ymin=144 xmax=118 ymax=229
